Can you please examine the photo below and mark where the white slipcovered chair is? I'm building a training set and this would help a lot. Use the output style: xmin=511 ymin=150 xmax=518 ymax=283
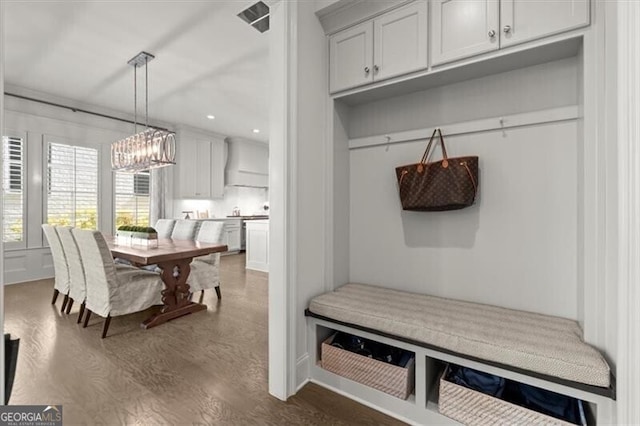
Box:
xmin=42 ymin=224 xmax=71 ymax=313
xmin=154 ymin=219 xmax=176 ymax=239
xmin=171 ymin=219 xmax=200 ymax=240
xmin=72 ymin=229 xmax=165 ymax=338
xmin=188 ymin=221 xmax=225 ymax=302
xmin=56 ymin=226 xmax=87 ymax=323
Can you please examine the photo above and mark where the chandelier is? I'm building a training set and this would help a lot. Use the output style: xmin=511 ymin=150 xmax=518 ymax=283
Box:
xmin=111 ymin=51 xmax=176 ymax=173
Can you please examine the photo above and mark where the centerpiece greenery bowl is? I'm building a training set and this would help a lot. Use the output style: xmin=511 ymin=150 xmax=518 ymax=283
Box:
xmin=116 ymin=226 xmax=158 ymax=245
xmin=117 ymin=225 xmax=158 ymax=239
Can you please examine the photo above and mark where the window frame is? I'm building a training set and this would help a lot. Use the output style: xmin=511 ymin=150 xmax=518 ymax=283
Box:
xmin=2 ymin=130 xmax=28 ymax=250
xmin=42 ymin=135 xmax=101 ymax=235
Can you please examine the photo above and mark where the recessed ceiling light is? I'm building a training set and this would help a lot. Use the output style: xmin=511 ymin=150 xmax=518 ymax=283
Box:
xmin=206 ymin=115 xmax=215 ymax=120
xmin=253 ymin=129 xmax=260 ymax=133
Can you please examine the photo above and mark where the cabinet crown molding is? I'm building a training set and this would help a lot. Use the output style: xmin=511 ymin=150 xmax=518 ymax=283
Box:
xmin=318 ymin=0 xmax=414 ymax=35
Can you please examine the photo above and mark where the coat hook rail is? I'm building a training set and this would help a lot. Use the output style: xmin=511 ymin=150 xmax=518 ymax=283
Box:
xmin=348 ymin=105 xmax=579 ymax=150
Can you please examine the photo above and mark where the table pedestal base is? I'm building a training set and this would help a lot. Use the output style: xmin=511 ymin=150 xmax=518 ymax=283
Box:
xmin=141 ymin=257 xmax=207 ymax=329
xmin=141 ymin=302 xmax=207 ymax=329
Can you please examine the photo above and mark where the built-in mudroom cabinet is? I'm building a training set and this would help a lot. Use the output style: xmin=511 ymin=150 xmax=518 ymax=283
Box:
xmin=308 ymin=0 xmax=616 ymax=424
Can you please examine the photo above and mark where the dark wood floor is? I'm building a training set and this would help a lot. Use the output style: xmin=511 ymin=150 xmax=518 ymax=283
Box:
xmin=4 ymin=254 xmax=404 ymax=425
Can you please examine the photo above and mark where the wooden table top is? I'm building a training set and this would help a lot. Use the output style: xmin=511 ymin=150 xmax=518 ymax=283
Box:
xmin=104 ymin=235 xmax=228 ymax=266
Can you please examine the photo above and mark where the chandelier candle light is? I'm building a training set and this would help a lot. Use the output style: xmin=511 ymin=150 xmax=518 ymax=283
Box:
xmin=111 ymin=51 xmax=176 ymax=173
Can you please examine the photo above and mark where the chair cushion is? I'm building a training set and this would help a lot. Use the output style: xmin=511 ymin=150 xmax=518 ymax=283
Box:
xmin=308 ymin=283 xmax=610 ymax=387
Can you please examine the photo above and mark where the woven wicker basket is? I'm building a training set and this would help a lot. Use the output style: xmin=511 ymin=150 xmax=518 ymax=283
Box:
xmin=321 ymin=334 xmax=415 ymax=400
xmin=438 ymin=366 xmax=576 ymax=426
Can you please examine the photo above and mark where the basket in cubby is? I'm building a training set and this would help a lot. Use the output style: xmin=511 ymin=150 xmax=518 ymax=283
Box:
xmin=438 ymin=365 xmax=581 ymax=426
xmin=321 ymin=333 xmax=415 ymax=400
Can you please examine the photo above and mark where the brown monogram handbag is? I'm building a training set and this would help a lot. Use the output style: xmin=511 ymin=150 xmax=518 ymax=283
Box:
xmin=395 ymin=128 xmax=478 ymax=211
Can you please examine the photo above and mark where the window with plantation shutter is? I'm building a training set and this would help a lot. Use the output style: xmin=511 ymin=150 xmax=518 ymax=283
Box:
xmin=114 ymin=171 xmax=150 ymax=229
xmin=46 ymin=142 xmax=99 ymax=229
xmin=2 ymin=135 xmax=26 ymax=245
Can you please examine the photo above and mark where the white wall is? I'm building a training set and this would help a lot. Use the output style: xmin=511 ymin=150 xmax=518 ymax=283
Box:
xmin=348 ymin=56 xmax=579 ymax=139
xmin=350 ymin=121 xmax=578 ymax=318
xmin=293 ymin=0 xmax=330 ymax=388
xmin=1 ymin=0 xmax=6 ymax=403
xmin=266 ymin=0 xmax=329 ymax=398
xmin=344 ymin=57 xmax=579 ymax=319
xmin=346 ymin=57 xmax=581 ymax=319
xmin=2 ymin=95 xmax=133 ymax=284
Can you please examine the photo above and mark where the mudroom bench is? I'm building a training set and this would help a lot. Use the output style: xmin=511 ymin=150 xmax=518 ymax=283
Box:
xmin=305 ymin=283 xmax=616 ymax=425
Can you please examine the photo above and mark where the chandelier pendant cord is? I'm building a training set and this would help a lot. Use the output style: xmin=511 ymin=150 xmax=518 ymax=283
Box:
xmin=134 ymin=64 xmax=138 ymax=134
xmin=145 ymin=56 xmax=149 ymax=129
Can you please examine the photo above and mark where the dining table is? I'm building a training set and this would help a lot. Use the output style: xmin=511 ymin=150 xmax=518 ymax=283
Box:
xmin=105 ymin=235 xmax=227 ymax=329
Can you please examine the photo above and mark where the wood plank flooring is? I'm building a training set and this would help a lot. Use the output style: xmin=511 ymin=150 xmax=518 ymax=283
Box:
xmin=4 ymin=254 xmax=405 ymax=425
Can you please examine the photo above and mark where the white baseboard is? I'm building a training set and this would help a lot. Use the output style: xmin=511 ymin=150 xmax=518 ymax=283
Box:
xmin=296 ymin=378 xmax=310 ymax=393
xmin=295 ymin=353 xmax=310 ymax=393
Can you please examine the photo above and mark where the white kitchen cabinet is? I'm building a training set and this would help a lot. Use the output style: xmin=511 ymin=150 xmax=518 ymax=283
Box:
xmin=175 ymin=131 xmax=225 ymax=199
xmin=431 ymin=0 xmax=499 ymax=66
xmin=500 ymin=0 xmax=589 ymax=48
xmin=432 ymin=0 xmax=589 ymax=65
xmin=246 ymin=220 xmax=269 ymax=272
xmin=373 ymin=1 xmax=428 ymax=82
xmin=221 ymin=220 xmax=241 ymax=253
xmin=330 ymin=1 xmax=427 ymax=93
xmin=330 ymin=21 xmax=373 ymax=93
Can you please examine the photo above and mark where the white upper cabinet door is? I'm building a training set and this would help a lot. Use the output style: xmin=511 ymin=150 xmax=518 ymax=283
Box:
xmin=193 ymin=140 xmax=212 ymax=198
xmin=176 ymin=138 xmax=212 ymax=199
xmin=500 ymin=0 xmax=589 ymax=47
xmin=373 ymin=1 xmax=428 ymax=82
xmin=330 ymin=21 xmax=373 ymax=93
xmin=431 ymin=0 xmax=499 ymax=66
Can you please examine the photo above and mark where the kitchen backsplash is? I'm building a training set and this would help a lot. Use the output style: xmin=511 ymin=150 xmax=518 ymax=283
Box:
xmin=173 ymin=186 xmax=269 ymax=219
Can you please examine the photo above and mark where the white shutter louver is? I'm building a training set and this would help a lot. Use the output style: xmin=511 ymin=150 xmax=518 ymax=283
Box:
xmin=2 ymin=135 xmax=25 ymax=243
xmin=115 ymin=171 xmax=150 ymax=229
xmin=47 ymin=142 xmax=99 ymax=229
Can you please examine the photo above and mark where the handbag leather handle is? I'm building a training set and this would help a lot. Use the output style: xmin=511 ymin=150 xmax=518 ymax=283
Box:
xmin=420 ymin=128 xmax=448 ymax=165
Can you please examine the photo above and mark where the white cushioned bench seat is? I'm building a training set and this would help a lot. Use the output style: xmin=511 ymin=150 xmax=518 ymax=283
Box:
xmin=308 ymin=283 xmax=610 ymax=388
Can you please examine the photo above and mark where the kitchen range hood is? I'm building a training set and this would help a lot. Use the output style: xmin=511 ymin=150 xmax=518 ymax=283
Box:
xmin=225 ymin=138 xmax=269 ymax=188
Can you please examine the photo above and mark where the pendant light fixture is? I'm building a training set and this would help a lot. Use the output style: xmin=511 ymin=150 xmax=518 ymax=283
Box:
xmin=111 ymin=51 xmax=176 ymax=173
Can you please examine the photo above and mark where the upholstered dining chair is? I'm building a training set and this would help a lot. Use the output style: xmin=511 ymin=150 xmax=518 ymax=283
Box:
xmin=188 ymin=221 xmax=225 ymax=302
xmin=72 ymin=229 xmax=165 ymax=338
xmin=56 ymin=226 xmax=87 ymax=323
xmin=42 ymin=224 xmax=71 ymax=313
xmin=154 ymin=219 xmax=176 ymax=239
xmin=171 ymin=219 xmax=200 ymax=240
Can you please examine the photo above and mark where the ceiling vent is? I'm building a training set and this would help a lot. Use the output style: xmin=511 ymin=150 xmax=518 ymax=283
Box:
xmin=238 ymin=1 xmax=270 ymax=33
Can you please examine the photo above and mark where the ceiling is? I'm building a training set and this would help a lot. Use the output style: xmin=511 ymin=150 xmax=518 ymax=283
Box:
xmin=4 ymin=0 xmax=270 ymax=143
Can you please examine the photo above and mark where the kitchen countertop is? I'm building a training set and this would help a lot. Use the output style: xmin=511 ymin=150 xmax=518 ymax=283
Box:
xmin=191 ymin=217 xmax=241 ymax=221
xmin=182 ymin=216 xmax=268 ymax=221
xmin=226 ymin=215 xmax=269 ymax=219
